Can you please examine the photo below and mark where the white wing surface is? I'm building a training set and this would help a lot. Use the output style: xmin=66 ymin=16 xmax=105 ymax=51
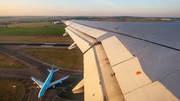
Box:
xmin=64 ymin=20 xmax=180 ymax=101
xmin=31 ymin=76 xmax=44 ymax=87
xmin=48 ymin=76 xmax=69 ymax=88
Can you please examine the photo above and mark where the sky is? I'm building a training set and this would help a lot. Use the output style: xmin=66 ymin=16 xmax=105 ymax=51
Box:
xmin=0 ymin=0 xmax=180 ymax=17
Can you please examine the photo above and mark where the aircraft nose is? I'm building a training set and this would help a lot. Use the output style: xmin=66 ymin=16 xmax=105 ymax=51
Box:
xmin=38 ymin=93 xmax=42 ymax=98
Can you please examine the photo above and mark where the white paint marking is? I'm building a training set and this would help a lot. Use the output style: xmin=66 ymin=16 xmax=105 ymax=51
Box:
xmin=41 ymin=45 xmax=53 ymax=47
xmin=44 ymin=43 xmax=56 ymax=45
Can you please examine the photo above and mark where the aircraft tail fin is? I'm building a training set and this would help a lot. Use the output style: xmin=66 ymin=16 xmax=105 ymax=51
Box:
xmin=47 ymin=64 xmax=54 ymax=72
xmin=52 ymin=64 xmax=54 ymax=69
xmin=47 ymin=64 xmax=59 ymax=72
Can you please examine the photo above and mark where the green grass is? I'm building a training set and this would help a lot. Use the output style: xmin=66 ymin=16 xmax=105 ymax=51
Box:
xmin=0 ymin=27 xmax=65 ymax=35
xmin=0 ymin=54 xmax=26 ymax=68
xmin=0 ymin=22 xmax=65 ymax=35
xmin=7 ymin=22 xmax=54 ymax=28
xmin=0 ymin=79 xmax=25 ymax=101
xmin=23 ymin=48 xmax=83 ymax=69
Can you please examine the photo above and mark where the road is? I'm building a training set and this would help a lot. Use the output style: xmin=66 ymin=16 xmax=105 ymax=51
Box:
xmin=0 ymin=43 xmax=83 ymax=101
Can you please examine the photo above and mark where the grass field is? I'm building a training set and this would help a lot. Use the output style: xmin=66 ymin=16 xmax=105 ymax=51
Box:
xmin=0 ymin=36 xmax=73 ymax=43
xmin=7 ymin=22 xmax=54 ymax=28
xmin=23 ymin=48 xmax=83 ymax=69
xmin=0 ymin=79 xmax=25 ymax=101
xmin=0 ymin=54 xmax=26 ymax=68
xmin=0 ymin=27 xmax=65 ymax=35
xmin=0 ymin=22 xmax=65 ymax=35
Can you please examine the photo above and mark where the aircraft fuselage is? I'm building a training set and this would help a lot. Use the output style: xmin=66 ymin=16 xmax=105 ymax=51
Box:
xmin=38 ymin=69 xmax=54 ymax=98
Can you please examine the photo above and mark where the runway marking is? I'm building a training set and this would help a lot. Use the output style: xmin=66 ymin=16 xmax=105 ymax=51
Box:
xmin=44 ymin=43 xmax=56 ymax=45
xmin=27 ymin=87 xmax=31 ymax=89
xmin=27 ymin=85 xmax=32 ymax=101
xmin=41 ymin=45 xmax=53 ymax=47
xmin=11 ymin=47 xmax=17 ymax=53
xmin=20 ymin=45 xmax=27 ymax=46
xmin=21 ymin=79 xmax=25 ymax=82
xmin=39 ymin=98 xmax=42 ymax=101
xmin=55 ymin=87 xmax=65 ymax=89
xmin=52 ymin=81 xmax=79 ymax=101
xmin=15 ymin=52 xmax=25 ymax=57
xmin=56 ymin=96 xmax=61 ymax=98
xmin=39 ymin=88 xmax=52 ymax=101
xmin=52 ymin=96 xmax=58 ymax=101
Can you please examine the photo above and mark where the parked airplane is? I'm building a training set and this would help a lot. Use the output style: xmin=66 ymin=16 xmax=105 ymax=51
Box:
xmin=53 ymin=21 xmax=61 ymax=24
xmin=31 ymin=64 xmax=69 ymax=98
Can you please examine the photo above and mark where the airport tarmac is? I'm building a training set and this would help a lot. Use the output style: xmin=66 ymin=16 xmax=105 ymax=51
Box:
xmin=0 ymin=43 xmax=83 ymax=101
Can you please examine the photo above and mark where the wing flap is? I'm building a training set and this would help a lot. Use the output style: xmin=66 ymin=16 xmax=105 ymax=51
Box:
xmin=112 ymin=57 xmax=152 ymax=94
xmin=101 ymin=36 xmax=133 ymax=66
xmin=84 ymin=48 xmax=104 ymax=100
xmin=72 ymin=79 xmax=84 ymax=93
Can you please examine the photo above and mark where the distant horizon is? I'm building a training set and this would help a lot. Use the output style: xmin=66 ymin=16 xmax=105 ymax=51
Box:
xmin=0 ymin=15 xmax=180 ymax=18
xmin=1 ymin=0 xmax=180 ymax=17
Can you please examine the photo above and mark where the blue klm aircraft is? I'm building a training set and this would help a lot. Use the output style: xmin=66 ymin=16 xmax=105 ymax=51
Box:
xmin=31 ymin=64 xmax=69 ymax=98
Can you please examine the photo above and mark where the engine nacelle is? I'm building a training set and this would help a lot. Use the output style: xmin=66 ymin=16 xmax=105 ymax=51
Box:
xmin=33 ymin=82 xmax=36 ymax=84
xmin=53 ymin=85 xmax=55 ymax=88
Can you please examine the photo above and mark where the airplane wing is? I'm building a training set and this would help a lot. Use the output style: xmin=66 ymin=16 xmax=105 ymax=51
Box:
xmin=47 ymin=76 xmax=69 ymax=88
xmin=63 ymin=20 xmax=180 ymax=101
xmin=31 ymin=76 xmax=44 ymax=88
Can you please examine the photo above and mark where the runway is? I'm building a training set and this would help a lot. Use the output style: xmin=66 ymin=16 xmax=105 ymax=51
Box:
xmin=0 ymin=43 xmax=83 ymax=101
xmin=0 ymin=42 xmax=71 ymax=47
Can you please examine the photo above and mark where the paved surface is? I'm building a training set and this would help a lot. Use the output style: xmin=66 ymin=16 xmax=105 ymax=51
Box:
xmin=0 ymin=44 xmax=83 ymax=101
